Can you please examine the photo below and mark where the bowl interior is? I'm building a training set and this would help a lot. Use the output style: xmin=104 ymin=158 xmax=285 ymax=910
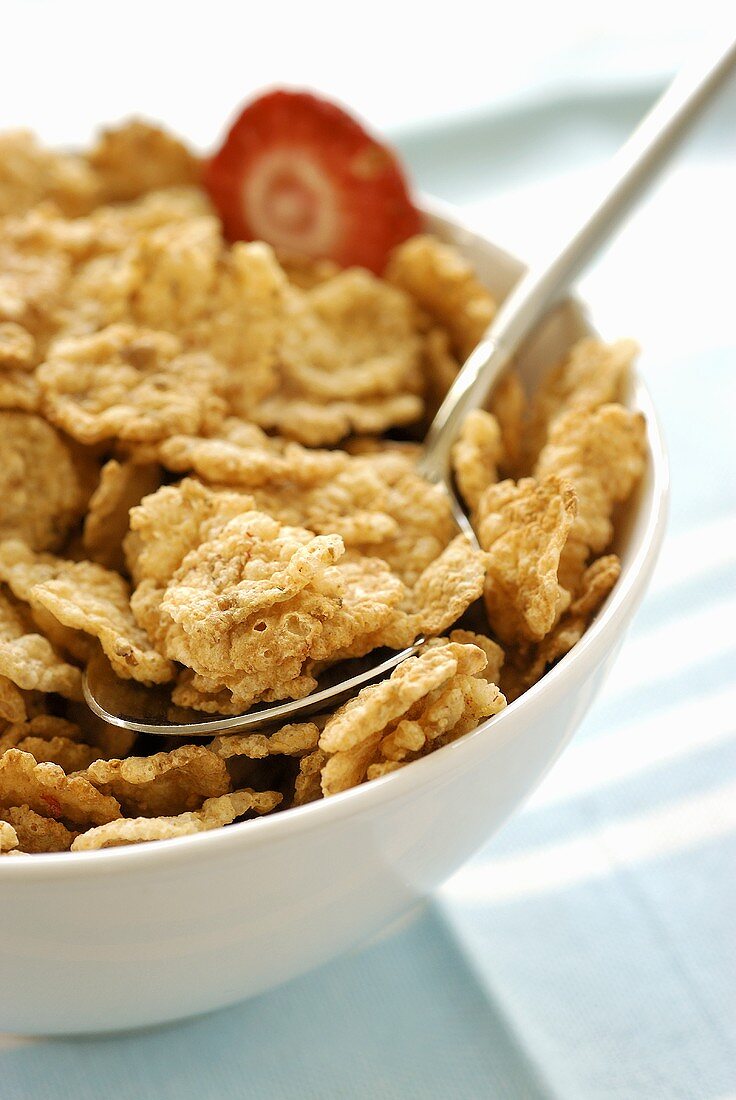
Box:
xmin=0 ymin=201 xmax=666 ymax=872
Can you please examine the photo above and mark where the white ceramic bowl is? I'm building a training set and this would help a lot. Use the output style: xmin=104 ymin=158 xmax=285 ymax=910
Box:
xmin=0 ymin=202 xmax=668 ymax=1035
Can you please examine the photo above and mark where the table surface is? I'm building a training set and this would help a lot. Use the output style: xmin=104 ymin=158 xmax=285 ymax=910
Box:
xmin=1 ymin=32 xmax=735 ymax=1100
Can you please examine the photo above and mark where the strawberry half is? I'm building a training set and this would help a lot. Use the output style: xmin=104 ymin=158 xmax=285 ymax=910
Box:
xmin=204 ymin=89 xmax=422 ymax=273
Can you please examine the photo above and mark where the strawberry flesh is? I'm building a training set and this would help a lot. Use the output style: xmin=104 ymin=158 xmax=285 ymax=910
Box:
xmin=204 ymin=89 xmax=422 ymax=273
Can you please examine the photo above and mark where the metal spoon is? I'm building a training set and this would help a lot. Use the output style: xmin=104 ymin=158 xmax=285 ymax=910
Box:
xmin=85 ymin=38 xmax=736 ymax=735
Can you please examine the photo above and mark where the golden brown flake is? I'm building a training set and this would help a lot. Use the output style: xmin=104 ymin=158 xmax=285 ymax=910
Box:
xmin=0 ymin=540 xmax=174 ymax=683
xmin=38 ymin=324 xmax=227 ymax=445
xmin=212 ymin=723 xmax=320 ymax=761
xmin=525 ymin=338 xmax=638 ymax=464
xmin=379 ymin=674 xmax=504 ymax=761
xmin=0 ymin=590 xmax=82 ymax=700
xmin=252 ymin=392 xmax=423 ymax=447
xmin=569 ymin=553 xmax=621 ymax=617
xmin=0 ymin=726 xmax=100 ymax=772
xmin=0 ymin=714 xmax=87 ymax=750
xmin=0 ymin=747 xmax=121 ymax=825
xmin=0 ymin=224 xmax=71 ymax=334
xmin=82 ymin=745 xmax=231 ymax=817
xmin=0 ymin=322 xmax=35 ymax=370
xmin=320 ymin=642 xmax=505 ymax=795
xmin=0 ymin=369 xmax=40 ymax=411
xmin=0 ymin=819 xmax=18 ymax=852
xmin=250 ymin=269 xmax=424 ymax=443
xmin=320 ymin=736 xmax=383 ymax=797
xmin=425 ymin=629 xmax=504 ymax=684
xmin=125 ymin=478 xmax=251 ymax=586
xmin=275 ymin=249 xmax=340 ymax=290
xmin=133 ymin=453 xmax=450 ymax=596
xmin=239 ymin=449 xmax=455 ymax=588
xmin=451 ymin=409 xmax=503 ymax=511
xmin=0 ymin=804 xmax=76 ymax=852
xmin=139 ymin=417 xmax=347 ymax=489
xmin=343 ymin=437 xmax=423 ymax=460
xmin=170 ymin=666 xmax=319 ymax=716
xmin=0 ymin=412 xmax=97 ymax=551
xmin=87 ymin=120 xmax=201 ymax=203
xmin=0 ymin=130 xmax=99 ymax=217
xmin=292 ymin=748 xmax=329 ymax=806
xmin=365 ymin=760 xmax=404 ymax=781
xmin=136 ymin=506 xmax=404 ymax=711
xmin=33 ymin=563 xmax=175 ymax=685
xmin=277 ymin=270 xmax=422 ymax=401
xmin=386 ymin=234 xmax=496 ymax=358
xmin=83 ymin=459 xmax=162 ymax=571
xmin=535 ymin=404 xmax=646 ymax=591
xmin=321 ymin=643 xmax=483 ymax=755
xmin=125 ymin=222 xmax=287 ymax=410
xmin=248 ymin=461 xmax=402 ymax=552
xmin=371 ymin=535 xmax=488 ymax=651
xmin=71 ymin=788 xmax=281 ymax=850
xmin=488 ymin=368 xmax=526 ymax=476
xmin=0 ymin=676 xmax=29 ymax=723
xmin=475 ymin=476 xmax=577 ymax=644
xmin=502 ymin=554 xmax=622 ymax=699
xmin=28 ymin=605 xmax=95 ymax=664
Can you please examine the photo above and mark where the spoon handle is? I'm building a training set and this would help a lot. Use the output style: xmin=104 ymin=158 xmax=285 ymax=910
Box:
xmin=419 ymin=36 xmax=736 ymax=483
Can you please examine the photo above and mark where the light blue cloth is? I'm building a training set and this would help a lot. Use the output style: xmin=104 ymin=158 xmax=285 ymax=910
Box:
xmin=2 ymin=79 xmax=735 ymax=1100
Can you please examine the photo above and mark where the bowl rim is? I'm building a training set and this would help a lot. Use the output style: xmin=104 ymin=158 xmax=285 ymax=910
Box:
xmin=0 ymin=201 xmax=669 ymax=879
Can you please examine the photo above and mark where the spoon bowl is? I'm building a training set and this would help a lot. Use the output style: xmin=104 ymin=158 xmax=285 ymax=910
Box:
xmin=83 ymin=642 xmax=423 ymax=735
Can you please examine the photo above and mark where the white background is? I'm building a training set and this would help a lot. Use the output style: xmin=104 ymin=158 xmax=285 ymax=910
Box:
xmin=1 ymin=0 xmax=732 ymax=142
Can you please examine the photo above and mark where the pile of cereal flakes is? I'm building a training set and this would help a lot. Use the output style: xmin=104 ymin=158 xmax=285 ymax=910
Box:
xmin=0 ymin=122 xmax=646 ymax=853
